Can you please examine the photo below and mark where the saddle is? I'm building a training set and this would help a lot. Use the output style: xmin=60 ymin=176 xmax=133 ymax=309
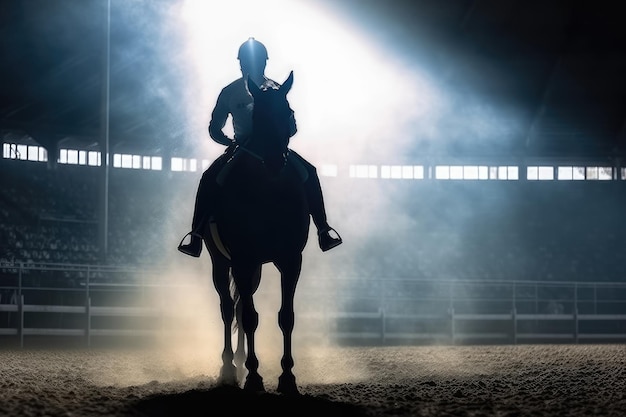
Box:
xmin=216 ymin=146 xmax=308 ymax=186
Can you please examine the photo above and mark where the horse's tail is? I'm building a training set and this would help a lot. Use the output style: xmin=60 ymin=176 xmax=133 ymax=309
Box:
xmin=229 ymin=271 xmax=241 ymax=334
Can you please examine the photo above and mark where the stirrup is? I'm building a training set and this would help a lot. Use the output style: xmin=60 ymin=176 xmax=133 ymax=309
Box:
xmin=177 ymin=231 xmax=203 ymax=257
xmin=318 ymin=227 xmax=342 ymax=252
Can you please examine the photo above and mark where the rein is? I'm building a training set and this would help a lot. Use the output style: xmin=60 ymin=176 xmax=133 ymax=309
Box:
xmin=236 ymin=142 xmax=264 ymax=162
xmin=236 ymin=140 xmax=288 ymax=166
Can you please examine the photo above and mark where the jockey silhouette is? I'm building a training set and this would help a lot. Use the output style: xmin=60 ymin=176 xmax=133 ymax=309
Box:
xmin=178 ymin=38 xmax=342 ymax=257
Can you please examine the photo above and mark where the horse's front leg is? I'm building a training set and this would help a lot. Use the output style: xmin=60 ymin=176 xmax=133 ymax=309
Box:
xmin=276 ymin=255 xmax=302 ymax=395
xmin=232 ymin=264 xmax=260 ymax=382
xmin=212 ymin=262 xmax=238 ymax=386
xmin=232 ymin=262 xmax=264 ymax=393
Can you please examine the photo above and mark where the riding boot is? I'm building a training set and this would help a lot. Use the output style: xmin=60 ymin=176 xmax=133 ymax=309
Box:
xmin=300 ymin=160 xmax=342 ymax=252
xmin=177 ymin=190 xmax=208 ymax=258
xmin=178 ymin=167 xmax=220 ymax=257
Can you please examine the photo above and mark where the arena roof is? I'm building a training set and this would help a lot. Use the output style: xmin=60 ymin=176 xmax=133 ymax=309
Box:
xmin=1 ymin=0 xmax=625 ymax=159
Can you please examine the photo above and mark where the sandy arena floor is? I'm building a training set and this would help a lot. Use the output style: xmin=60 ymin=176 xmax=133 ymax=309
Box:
xmin=0 ymin=344 xmax=624 ymax=416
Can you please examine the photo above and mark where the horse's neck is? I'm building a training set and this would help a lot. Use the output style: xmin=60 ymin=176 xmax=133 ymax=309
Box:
xmin=244 ymin=134 xmax=287 ymax=163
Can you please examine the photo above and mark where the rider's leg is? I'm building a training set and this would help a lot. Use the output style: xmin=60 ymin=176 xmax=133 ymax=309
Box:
xmin=290 ymin=151 xmax=342 ymax=252
xmin=178 ymin=154 xmax=228 ymax=257
xmin=177 ymin=169 xmax=213 ymax=257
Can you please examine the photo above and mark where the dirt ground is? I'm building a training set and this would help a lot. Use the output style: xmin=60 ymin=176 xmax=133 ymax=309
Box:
xmin=0 ymin=344 xmax=624 ymax=416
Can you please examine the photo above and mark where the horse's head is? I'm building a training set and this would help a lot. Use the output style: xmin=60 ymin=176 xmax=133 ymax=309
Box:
xmin=246 ymin=71 xmax=294 ymax=173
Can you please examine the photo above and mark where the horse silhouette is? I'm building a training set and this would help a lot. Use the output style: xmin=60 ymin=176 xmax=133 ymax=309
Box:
xmin=202 ymin=71 xmax=309 ymax=395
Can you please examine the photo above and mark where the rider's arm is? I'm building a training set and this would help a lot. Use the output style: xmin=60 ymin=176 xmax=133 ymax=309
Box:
xmin=208 ymin=91 xmax=233 ymax=146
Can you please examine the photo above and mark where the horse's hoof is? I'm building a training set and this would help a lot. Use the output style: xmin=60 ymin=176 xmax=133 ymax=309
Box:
xmin=243 ymin=373 xmax=265 ymax=393
xmin=277 ymin=373 xmax=299 ymax=396
xmin=236 ymin=366 xmax=247 ymax=382
xmin=218 ymin=364 xmax=239 ymax=387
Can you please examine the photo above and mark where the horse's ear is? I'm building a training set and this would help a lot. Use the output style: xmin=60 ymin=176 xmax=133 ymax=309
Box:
xmin=247 ymin=75 xmax=261 ymax=98
xmin=281 ymin=71 xmax=294 ymax=95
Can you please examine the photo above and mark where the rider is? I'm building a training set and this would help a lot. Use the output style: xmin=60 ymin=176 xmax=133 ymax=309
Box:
xmin=178 ymin=38 xmax=342 ymax=257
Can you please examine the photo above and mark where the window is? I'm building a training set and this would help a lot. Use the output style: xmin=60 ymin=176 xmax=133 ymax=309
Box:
xmin=380 ymin=165 xmax=424 ymax=179
xmin=586 ymin=166 xmax=612 ymax=180
xmin=88 ymin=151 xmax=101 ymax=166
xmin=527 ymin=166 xmax=553 ymax=180
xmin=557 ymin=166 xmax=612 ymax=180
xmin=557 ymin=166 xmax=585 ymax=180
xmin=3 ymin=143 xmax=47 ymax=162
xmin=435 ymin=165 xmax=516 ymax=180
xmin=171 ymin=157 xmax=198 ymax=172
xmin=349 ymin=164 xmax=378 ymax=178
xmin=3 ymin=140 xmax=626 ymax=181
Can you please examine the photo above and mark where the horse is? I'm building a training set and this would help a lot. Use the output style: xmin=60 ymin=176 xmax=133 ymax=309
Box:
xmin=202 ymin=71 xmax=309 ymax=395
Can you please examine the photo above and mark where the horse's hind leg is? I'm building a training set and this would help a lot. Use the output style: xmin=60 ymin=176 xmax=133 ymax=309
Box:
xmin=212 ymin=262 xmax=238 ymax=386
xmin=233 ymin=286 xmax=246 ymax=382
xmin=275 ymin=255 xmax=302 ymax=395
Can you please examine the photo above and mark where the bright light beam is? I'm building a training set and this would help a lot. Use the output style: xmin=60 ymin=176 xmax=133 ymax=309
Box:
xmin=178 ymin=0 xmax=442 ymax=165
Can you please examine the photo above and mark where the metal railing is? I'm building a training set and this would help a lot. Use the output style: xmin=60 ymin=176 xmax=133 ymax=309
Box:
xmin=1 ymin=262 xmax=625 ymax=346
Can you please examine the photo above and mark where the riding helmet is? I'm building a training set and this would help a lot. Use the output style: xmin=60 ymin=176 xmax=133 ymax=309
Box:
xmin=237 ymin=37 xmax=268 ymax=61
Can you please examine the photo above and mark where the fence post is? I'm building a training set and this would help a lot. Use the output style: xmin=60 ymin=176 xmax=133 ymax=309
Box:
xmin=574 ymin=306 xmax=579 ymax=344
xmin=85 ymin=265 xmax=90 ymax=304
xmin=86 ymin=297 xmax=91 ymax=348
xmin=449 ymin=307 xmax=455 ymax=345
xmin=512 ymin=307 xmax=517 ymax=345
xmin=449 ymin=283 xmax=455 ymax=345
xmin=18 ymin=294 xmax=24 ymax=348
xmin=574 ymin=283 xmax=579 ymax=344
xmin=17 ymin=263 xmax=23 ymax=302
xmin=380 ymin=307 xmax=385 ymax=345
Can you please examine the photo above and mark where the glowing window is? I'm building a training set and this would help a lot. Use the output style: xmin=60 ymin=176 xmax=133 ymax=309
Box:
xmin=586 ymin=166 xmax=612 ymax=180
xmin=450 ymin=166 xmax=463 ymax=179
xmin=527 ymin=166 xmax=553 ymax=180
xmin=121 ymin=154 xmax=133 ymax=168
xmin=27 ymin=146 xmax=39 ymax=161
xmin=435 ymin=166 xmax=450 ymax=179
xmin=17 ymin=144 xmax=28 ymax=160
xmin=150 ymin=157 xmax=162 ymax=171
xmin=349 ymin=165 xmax=377 ymax=178
xmin=170 ymin=157 xmax=196 ymax=172
xmin=381 ymin=165 xmax=423 ymax=179
xmin=59 ymin=149 xmax=67 ymax=164
xmin=68 ymin=150 xmax=79 ymax=164
xmin=558 ymin=166 xmax=586 ymax=180
xmin=38 ymin=147 xmax=47 ymax=162
xmin=88 ymin=151 xmax=100 ymax=166
xmin=171 ymin=157 xmax=184 ymax=172
xmin=412 ymin=166 xmax=425 ymax=179
xmin=381 ymin=165 xmax=398 ymax=179
xmin=463 ymin=166 xmax=478 ymax=180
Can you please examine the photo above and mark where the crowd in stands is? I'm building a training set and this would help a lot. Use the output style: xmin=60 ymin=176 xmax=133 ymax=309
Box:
xmin=0 ymin=159 xmax=193 ymax=268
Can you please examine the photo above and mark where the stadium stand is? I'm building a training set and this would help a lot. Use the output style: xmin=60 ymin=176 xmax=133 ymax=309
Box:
xmin=1 ymin=157 xmax=625 ymax=346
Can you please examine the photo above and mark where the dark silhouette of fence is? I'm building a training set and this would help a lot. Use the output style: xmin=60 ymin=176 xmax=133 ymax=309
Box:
xmin=1 ymin=263 xmax=624 ymax=347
